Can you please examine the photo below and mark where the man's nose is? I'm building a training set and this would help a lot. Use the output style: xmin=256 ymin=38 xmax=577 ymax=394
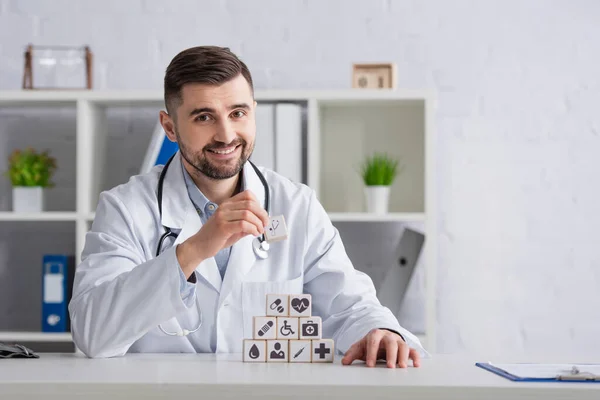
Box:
xmin=214 ymin=119 xmax=237 ymax=144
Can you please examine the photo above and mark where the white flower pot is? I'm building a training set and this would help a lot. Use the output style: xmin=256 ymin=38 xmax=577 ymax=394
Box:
xmin=12 ymin=186 xmax=44 ymax=212
xmin=364 ymin=185 xmax=390 ymax=214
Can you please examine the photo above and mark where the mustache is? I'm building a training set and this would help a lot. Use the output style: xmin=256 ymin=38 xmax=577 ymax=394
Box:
xmin=204 ymin=139 xmax=246 ymax=151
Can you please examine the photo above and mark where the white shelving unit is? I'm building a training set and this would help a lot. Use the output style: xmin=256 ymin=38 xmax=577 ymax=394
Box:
xmin=0 ymin=89 xmax=436 ymax=352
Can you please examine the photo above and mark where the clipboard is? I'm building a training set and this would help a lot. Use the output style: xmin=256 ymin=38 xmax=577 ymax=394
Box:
xmin=476 ymin=362 xmax=600 ymax=382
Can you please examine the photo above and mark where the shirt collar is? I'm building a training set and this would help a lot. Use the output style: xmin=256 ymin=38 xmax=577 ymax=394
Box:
xmin=181 ymin=161 xmax=246 ymax=213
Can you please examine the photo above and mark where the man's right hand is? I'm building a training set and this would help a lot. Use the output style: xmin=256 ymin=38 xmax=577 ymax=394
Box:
xmin=176 ymin=190 xmax=270 ymax=278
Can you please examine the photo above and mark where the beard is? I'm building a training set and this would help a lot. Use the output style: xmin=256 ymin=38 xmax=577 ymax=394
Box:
xmin=176 ymin=131 xmax=253 ymax=180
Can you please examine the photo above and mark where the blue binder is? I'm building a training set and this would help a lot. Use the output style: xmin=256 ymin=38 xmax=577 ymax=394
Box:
xmin=42 ymin=255 xmax=75 ymax=332
xmin=476 ymin=362 xmax=600 ymax=382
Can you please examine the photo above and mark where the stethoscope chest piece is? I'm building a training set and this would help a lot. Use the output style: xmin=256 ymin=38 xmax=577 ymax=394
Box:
xmin=252 ymin=237 xmax=270 ymax=259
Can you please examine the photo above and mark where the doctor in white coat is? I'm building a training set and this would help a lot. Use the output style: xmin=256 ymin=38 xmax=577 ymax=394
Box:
xmin=69 ymin=46 xmax=427 ymax=368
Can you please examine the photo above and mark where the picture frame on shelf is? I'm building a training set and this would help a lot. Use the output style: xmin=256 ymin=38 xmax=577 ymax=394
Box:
xmin=22 ymin=44 xmax=93 ymax=90
xmin=352 ymin=63 xmax=397 ymax=89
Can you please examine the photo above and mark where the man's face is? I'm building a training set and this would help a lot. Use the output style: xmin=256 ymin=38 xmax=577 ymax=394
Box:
xmin=165 ymin=74 xmax=256 ymax=180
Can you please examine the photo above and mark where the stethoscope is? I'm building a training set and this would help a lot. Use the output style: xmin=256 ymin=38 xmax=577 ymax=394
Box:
xmin=155 ymin=152 xmax=271 ymax=337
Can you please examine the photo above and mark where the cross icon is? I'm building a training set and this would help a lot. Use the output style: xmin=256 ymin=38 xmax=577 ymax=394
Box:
xmin=314 ymin=343 xmax=331 ymax=359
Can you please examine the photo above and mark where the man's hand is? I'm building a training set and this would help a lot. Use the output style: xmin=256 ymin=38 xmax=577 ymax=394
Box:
xmin=341 ymin=329 xmax=421 ymax=368
xmin=176 ymin=190 xmax=269 ymax=277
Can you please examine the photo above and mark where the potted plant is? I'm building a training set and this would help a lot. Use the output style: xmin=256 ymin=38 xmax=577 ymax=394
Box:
xmin=4 ymin=148 xmax=57 ymax=212
xmin=359 ymin=152 xmax=402 ymax=214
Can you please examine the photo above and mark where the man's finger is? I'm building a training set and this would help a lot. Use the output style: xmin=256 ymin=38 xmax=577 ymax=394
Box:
xmin=226 ymin=220 xmax=260 ymax=237
xmin=397 ymin=341 xmax=410 ymax=368
xmin=365 ymin=330 xmax=384 ymax=367
xmin=341 ymin=343 xmax=363 ymax=366
xmin=224 ymin=210 xmax=265 ymax=235
xmin=409 ymin=348 xmax=421 ymax=368
xmin=384 ymin=335 xmax=398 ymax=369
xmin=225 ymin=196 xmax=270 ymax=227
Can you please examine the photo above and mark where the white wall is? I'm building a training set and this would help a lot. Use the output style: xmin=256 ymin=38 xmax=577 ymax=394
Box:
xmin=1 ymin=0 xmax=600 ymax=358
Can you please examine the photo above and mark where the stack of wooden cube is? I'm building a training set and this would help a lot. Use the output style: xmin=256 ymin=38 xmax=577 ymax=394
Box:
xmin=243 ymin=293 xmax=334 ymax=363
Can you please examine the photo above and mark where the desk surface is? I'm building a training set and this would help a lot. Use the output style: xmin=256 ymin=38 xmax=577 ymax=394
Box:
xmin=1 ymin=353 xmax=598 ymax=400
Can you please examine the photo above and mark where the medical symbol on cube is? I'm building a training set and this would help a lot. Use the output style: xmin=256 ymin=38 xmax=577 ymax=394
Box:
xmin=288 ymin=294 xmax=311 ymax=317
xmin=264 ymin=215 xmax=288 ymax=243
xmin=299 ymin=317 xmax=321 ymax=340
xmin=243 ymin=340 xmax=266 ymax=362
xmin=311 ymin=339 xmax=334 ymax=363
xmin=266 ymin=294 xmax=288 ymax=317
xmin=267 ymin=340 xmax=289 ymax=362
xmin=253 ymin=316 xmax=277 ymax=340
xmin=277 ymin=317 xmax=299 ymax=339
xmin=243 ymin=293 xmax=333 ymax=363
xmin=289 ymin=339 xmax=312 ymax=363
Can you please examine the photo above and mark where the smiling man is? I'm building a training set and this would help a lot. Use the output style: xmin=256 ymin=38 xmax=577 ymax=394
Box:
xmin=69 ymin=46 xmax=427 ymax=368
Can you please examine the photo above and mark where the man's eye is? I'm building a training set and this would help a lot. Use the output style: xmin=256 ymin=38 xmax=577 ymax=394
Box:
xmin=232 ymin=110 xmax=245 ymax=118
xmin=196 ymin=114 xmax=210 ymax=122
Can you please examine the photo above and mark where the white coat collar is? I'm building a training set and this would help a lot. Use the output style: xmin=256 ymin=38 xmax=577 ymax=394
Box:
xmin=160 ymin=151 xmax=267 ymax=298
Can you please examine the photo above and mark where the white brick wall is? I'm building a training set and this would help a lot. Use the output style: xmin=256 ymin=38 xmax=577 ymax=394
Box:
xmin=1 ymin=0 xmax=600 ymax=358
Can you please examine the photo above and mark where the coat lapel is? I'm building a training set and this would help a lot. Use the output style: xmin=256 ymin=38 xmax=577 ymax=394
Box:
xmin=218 ymin=161 xmax=267 ymax=308
xmin=160 ymin=151 xmax=222 ymax=293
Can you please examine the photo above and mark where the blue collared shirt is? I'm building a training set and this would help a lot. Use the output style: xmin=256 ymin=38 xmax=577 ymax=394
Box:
xmin=178 ymin=162 xmax=243 ymax=303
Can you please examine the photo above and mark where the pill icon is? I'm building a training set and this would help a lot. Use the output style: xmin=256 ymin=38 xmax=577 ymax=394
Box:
xmin=269 ymin=299 xmax=284 ymax=313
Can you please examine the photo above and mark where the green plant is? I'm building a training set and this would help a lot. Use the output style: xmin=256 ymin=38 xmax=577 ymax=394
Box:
xmin=359 ymin=152 xmax=402 ymax=186
xmin=5 ymin=148 xmax=57 ymax=187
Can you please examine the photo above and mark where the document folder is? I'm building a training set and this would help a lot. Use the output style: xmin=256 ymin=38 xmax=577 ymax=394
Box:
xmin=476 ymin=362 xmax=600 ymax=382
xmin=42 ymin=254 xmax=75 ymax=332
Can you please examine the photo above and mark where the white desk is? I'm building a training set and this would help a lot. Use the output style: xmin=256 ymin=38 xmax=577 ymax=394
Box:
xmin=0 ymin=353 xmax=598 ymax=400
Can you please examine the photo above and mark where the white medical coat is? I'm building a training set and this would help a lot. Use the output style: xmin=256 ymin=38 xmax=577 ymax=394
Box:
xmin=69 ymin=152 xmax=426 ymax=358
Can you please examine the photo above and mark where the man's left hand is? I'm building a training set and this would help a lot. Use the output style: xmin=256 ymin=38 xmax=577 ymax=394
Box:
xmin=341 ymin=329 xmax=421 ymax=368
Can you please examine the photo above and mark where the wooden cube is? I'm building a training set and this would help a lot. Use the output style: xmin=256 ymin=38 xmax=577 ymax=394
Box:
xmin=311 ymin=339 xmax=334 ymax=363
xmin=266 ymin=340 xmax=289 ymax=362
xmin=288 ymin=294 xmax=311 ymax=317
xmin=277 ymin=317 xmax=299 ymax=340
xmin=264 ymin=215 xmax=288 ymax=243
xmin=253 ymin=316 xmax=277 ymax=340
xmin=243 ymin=340 xmax=266 ymax=362
xmin=299 ymin=316 xmax=322 ymax=340
xmin=288 ymin=340 xmax=312 ymax=363
xmin=266 ymin=294 xmax=289 ymax=317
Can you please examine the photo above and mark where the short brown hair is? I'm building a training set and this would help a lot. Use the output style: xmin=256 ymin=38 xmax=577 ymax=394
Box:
xmin=164 ymin=46 xmax=254 ymax=117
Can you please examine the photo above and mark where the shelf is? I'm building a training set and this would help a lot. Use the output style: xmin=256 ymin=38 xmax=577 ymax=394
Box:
xmin=0 ymin=89 xmax=433 ymax=105
xmin=0 ymin=212 xmax=79 ymax=221
xmin=0 ymin=331 xmax=72 ymax=342
xmin=328 ymin=213 xmax=425 ymax=222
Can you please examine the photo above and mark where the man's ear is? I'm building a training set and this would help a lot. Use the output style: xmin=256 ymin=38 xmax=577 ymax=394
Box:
xmin=159 ymin=110 xmax=177 ymax=142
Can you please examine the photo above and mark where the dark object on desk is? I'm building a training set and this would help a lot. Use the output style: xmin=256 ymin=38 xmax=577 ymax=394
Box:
xmin=0 ymin=343 xmax=39 ymax=359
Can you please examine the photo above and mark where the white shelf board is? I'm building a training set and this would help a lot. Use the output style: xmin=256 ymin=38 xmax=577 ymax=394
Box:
xmin=0 ymin=212 xmax=79 ymax=221
xmin=0 ymin=331 xmax=72 ymax=342
xmin=85 ymin=211 xmax=422 ymax=223
xmin=327 ymin=212 xmax=425 ymax=222
xmin=0 ymin=89 xmax=432 ymax=106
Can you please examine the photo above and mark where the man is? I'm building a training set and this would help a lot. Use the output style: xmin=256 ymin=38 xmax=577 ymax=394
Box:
xmin=69 ymin=46 xmax=427 ymax=368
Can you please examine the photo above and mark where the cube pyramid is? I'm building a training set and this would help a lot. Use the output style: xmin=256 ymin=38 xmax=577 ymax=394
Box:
xmin=242 ymin=293 xmax=334 ymax=363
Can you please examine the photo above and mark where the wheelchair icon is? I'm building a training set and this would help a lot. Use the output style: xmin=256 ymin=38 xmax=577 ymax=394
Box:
xmin=280 ymin=320 xmax=296 ymax=336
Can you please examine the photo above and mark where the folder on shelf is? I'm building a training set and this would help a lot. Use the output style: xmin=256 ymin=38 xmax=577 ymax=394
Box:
xmin=476 ymin=362 xmax=600 ymax=382
xmin=274 ymin=103 xmax=304 ymax=184
xmin=42 ymin=255 xmax=75 ymax=332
